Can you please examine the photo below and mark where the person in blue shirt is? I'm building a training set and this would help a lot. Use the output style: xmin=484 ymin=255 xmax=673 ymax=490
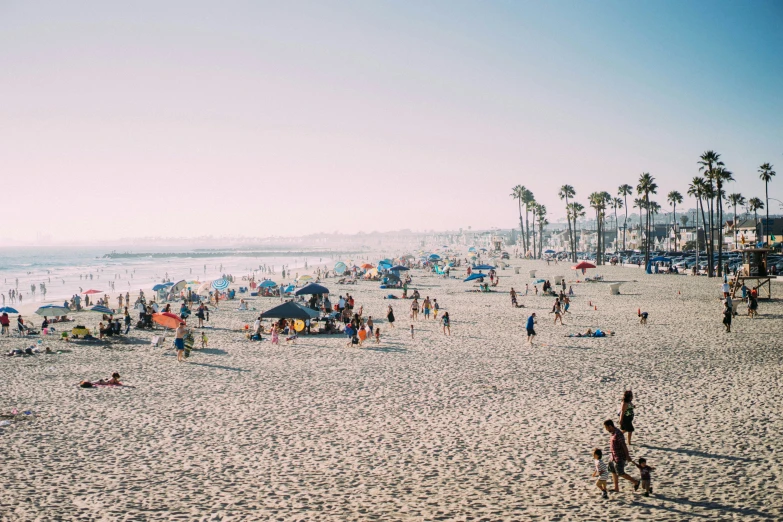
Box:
xmin=526 ymin=313 xmax=537 ymax=345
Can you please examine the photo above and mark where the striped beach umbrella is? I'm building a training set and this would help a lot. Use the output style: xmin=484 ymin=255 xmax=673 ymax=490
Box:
xmin=212 ymin=278 xmax=230 ymax=291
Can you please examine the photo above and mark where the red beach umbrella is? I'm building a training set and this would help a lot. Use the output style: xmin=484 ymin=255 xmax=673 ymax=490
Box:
xmin=152 ymin=312 xmax=185 ymax=329
xmin=572 ymin=261 xmax=596 ymax=270
xmin=82 ymin=289 xmax=103 ymax=295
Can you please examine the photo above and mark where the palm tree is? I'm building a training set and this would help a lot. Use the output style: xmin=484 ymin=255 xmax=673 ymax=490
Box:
xmin=713 ymin=166 xmax=734 ymax=276
xmin=568 ymin=202 xmax=585 ymax=256
xmin=649 ymin=201 xmax=661 ymax=250
xmin=699 ymin=151 xmax=723 ymax=277
xmin=535 ymin=204 xmax=548 ymax=258
xmin=589 ymin=193 xmax=604 ymax=264
xmin=611 ymin=197 xmax=623 ymax=254
xmin=618 ymin=184 xmax=633 ymax=251
xmin=727 ymin=193 xmax=746 ymax=249
xmin=688 ymin=177 xmax=708 ymax=266
xmin=522 ymin=188 xmax=536 ymax=256
xmin=748 ymin=197 xmax=764 ymax=244
xmin=758 ymin=163 xmax=776 ymax=244
xmin=529 ymin=202 xmax=539 ymax=259
xmin=667 ymin=191 xmax=683 ymax=252
xmin=559 ymin=185 xmax=576 ymax=261
xmin=510 ymin=186 xmax=526 ymax=253
xmin=636 ymin=173 xmax=658 ymax=268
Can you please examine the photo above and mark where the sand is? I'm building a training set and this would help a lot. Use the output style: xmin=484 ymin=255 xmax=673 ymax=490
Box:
xmin=1 ymin=259 xmax=782 ymax=521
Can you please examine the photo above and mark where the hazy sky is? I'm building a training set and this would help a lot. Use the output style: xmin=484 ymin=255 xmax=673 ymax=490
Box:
xmin=1 ymin=0 xmax=781 ymax=242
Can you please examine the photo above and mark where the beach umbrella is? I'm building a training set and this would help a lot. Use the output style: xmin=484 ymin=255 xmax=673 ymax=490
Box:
xmin=472 ymin=264 xmax=496 ymax=270
xmin=259 ymin=280 xmax=278 ymax=288
xmin=187 ymin=280 xmax=200 ymax=284
xmin=463 ymin=273 xmax=487 ymax=282
xmin=334 ymin=262 xmax=347 ymax=275
xmin=533 ymin=279 xmax=546 ymax=284
xmin=544 ymin=249 xmax=555 ymax=254
xmin=429 ymin=254 xmax=441 ymax=261
xmin=163 ymin=282 xmax=174 ymax=287
xmin=196 ymin=282 xmax=212 ymax=295
xmin=35 ymin=305 xmax=70 ymax=317
xmin=82 ymin=289 xmax=102 ymax=295
xmin=259 ymin=301 xmax=320 ymax=320
xmin=572 ymin=261 xmax=596 ymax=270
xmin=360 ymin=263 xmax=374 ymax=269
xmin=89 ymin=305 xmax=115 ymax=315
xmin=389 ymin=265 xmax=410 ymax=271
xmin=468 ymin=247 xmax=476 ymax=252
xmin=651 ymin=256 xmax=671 ymax=263
xmin=152 ymin=284 xmax=168 ymax=291
xmin=298 ymin=275 xmax=313 ymax=282
xmin=170 ymin=280 xmax=187 ymax=293
xmin=282 ymin=284 xmax=295 ymax=294
xmin=152 ymin=312 xmax=185 ymax=329
xmin=212 ymin=278 xmax=230 ymax=291
xmin=295 ymin=283 xmax=330 ymax=296
xmin=0 ymin=307 xmax=19 ymax=314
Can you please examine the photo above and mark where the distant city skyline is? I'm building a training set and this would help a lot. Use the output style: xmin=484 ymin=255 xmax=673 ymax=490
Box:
xmin=1 ymin=0 xmax=780 ymax=242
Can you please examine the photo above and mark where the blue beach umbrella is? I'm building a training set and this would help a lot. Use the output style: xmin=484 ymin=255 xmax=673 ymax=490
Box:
xmin=0 ymin=307 xmax=19 ymax=314
xmin=152 ymin=284 xmax=167 ymax=291
xmin=35 ymin=305 xmax=70 ymax=317
xmin=389 ymin=265 xmax=410 ymax=271
xmin=334 ymin=262 xmax=347 ymax=275
xmin=533 ymin=279 xmax=546 ymax=284
xmin=89 ymin=305 xmax=115 ymax=315
xmin=472 ymin=264 xmax=496 ymax=270
xmin=544 ymin=249 xmax=555 ymax=254
xmin=259 ymin=280 xmax=278 ymax=288
xmin=212 ymin=278 xmax=230 ymax=291
xmin=464 ymin=273 xmax=487 ymax=282
xmin=295 ymin=283 xmax=330 ymax=296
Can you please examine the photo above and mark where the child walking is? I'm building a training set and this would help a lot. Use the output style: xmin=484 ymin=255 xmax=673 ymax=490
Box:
xmin=592 ymin=449 xmax=609 ymax=499
xmin=375 ymin=327 xmax=380 ymax=344
xmin=632 ymin=458 xmax=655 ymax=496
xmin=410 ymin=324 xmax=415 ymax=339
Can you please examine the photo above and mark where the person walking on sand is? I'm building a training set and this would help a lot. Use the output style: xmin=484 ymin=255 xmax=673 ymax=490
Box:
xmin=410 ymin=298 xmax=419 ymax=321
xmin=410 ymin=324 xmax=415 ymax=339
xmin=619 ymin=390 xmax=635 ymax=445
xmin=552 ymin=299 xmax=564 ymax=325
xmin=442 ymin=312 xmax=451 ymax=335
xmin=510 ymin=288 xmax=518 ymax=308
xmin=526 ymin=313 xmax=537 ymax=345
xmin=386 ymin=305 xmax=395 ymax=328
xmin=722 ymin=300 xmax=732 ymax=333
xmin=174 ymin=322 xmax=187 ymax=362
xmin=592 ymin=448 xmax=610 ymax=499
xmin=604 ymin=419 xmax=640 ymax=493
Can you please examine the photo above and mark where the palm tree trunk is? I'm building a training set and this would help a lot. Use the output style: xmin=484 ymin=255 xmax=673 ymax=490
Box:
xmin=700 ymin=198 xmax=708 ymax=270
xmin=524 ymin=206 xmax=530 ymax=254
xmin=765 ymin=182 xmax=770 ymax=244
xmin=707 ymin=197 xmax=714 ymax=277
xmin=532 ymin=213 xmax=537 ymax=259
xmin=623 ymin=197 xmax=628 ymax=251
xmin=717 ymin=192 xmax=723 ymax=277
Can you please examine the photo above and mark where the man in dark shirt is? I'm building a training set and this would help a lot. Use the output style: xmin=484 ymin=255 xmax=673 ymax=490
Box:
xmin=604 ymin=419 xmax=640 ymax=492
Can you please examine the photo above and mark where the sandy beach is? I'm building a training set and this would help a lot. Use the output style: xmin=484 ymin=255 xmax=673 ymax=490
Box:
xmin=1 ymin=258 xmax=782 ymax=521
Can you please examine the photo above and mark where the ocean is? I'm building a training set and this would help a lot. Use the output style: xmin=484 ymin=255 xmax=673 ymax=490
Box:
xmin=0 ymin=246 xmax=336 ymax=305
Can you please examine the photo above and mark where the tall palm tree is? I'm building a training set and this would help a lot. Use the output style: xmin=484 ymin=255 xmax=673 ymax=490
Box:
xmin=713 ymin=166 xmax=734 ymax=276
xmin=748 ymin=197 xmax=764 ymax=244
xmin=510 ymin=185 xmax=526 ymax=253
xmin=559 ymin=185 xmax=576 ymax=261
xmin=611 ymin=197 xmax=623 ymax=253
xmin=589 ymin=193 xmax=604 ymax=264
xmin=529 ymin=202 xmax=539 ymax=259
xmin=535 ymin=204 xmax=548 ymax=258
xmin=618 ymin=184 xmax=633 ymax=251
xmin=636 ymin=173 xmax=658 ymax=268
xmin=633 ymin=198 xmax=646 ymax=251
xmin=758 ymin=163 xmax=776 ymax=244
xmin=568 ymin=202 xmax=585 ymax=255
xmin=688 ymin=177 xmax=708 ymax=265
xmin=522 ymin=188 xmax=536 ymax=256
xmin=667 ymin=191 xmax=683 ymax=252
xmin=727 ymin=193 xmax=746 ymax=249
xmin=649 ymin=201 xmax=661 ymax=249
xmin=699 ymin=151 xmax=723 ymax=277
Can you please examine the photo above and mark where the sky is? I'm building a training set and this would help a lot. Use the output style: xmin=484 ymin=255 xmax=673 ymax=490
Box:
xmin=1 ymin=0 xmax=781 ymax=243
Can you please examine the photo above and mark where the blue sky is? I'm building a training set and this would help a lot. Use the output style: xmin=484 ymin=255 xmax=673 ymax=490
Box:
xmin=0 ymin=0 xmax=780 ymax=240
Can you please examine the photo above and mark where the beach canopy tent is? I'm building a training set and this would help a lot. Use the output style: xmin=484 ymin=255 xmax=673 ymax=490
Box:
xmin=89 ymin=305 xmax=115 ymax=315
xmin=259 ymin=280 xmax=278 ymax=288
xmin=334 ymin=262 xmax=347 ymax=275
xmin=464 ymin=273 xmax=487 ymax=282
xmin=35 ymin=305 xmax=69 ymax=317
xmin=572 ymin=261 xmax=596 ymax=270
xmin=295 ymin=283 xmax=330 ymax=296
xmin=259 ymin=301 xmax=320 ymax=320
xmin=152 ymin=312 xmax=185 ymax=329
xmin=82 ymin=289 xmax=102 ymax=295
xmin=0 ymin=307 xmax=19 ymax=314
xmin=212 ymin=279 xmax=230 ymax=291
xmin=472 ymin=264 xmax=496 ymax=270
